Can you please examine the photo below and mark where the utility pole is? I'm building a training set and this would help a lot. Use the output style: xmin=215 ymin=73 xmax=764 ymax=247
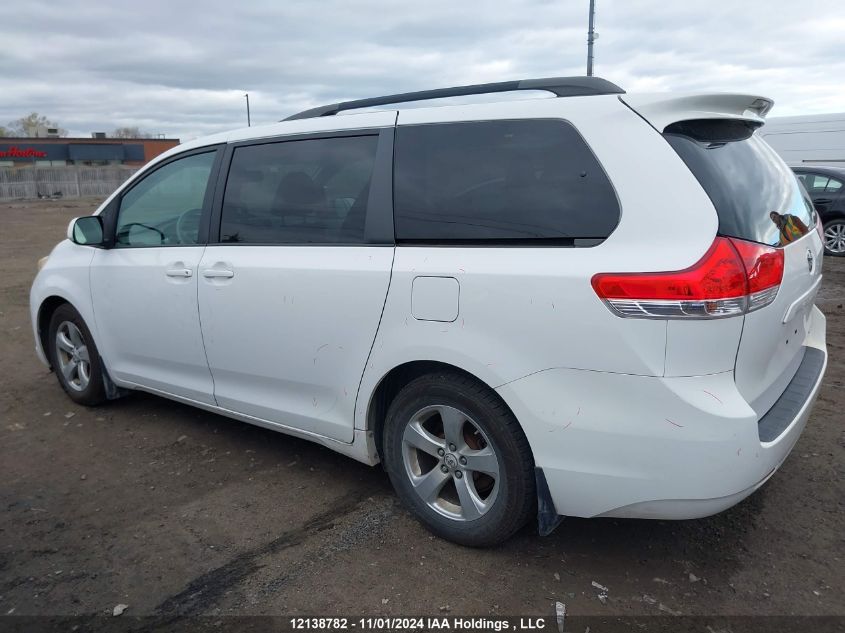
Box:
xmin=586 ymin=0 xmax=596 ymax=76
xmin=244 ymin=93 xmax=251 ymax=127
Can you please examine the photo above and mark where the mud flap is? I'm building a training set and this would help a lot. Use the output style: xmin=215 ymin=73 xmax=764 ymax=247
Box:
xmin=102 ymin=367 xmax=128 ymax=400
xmin=536 ymin=468 xmax=563 ymax=536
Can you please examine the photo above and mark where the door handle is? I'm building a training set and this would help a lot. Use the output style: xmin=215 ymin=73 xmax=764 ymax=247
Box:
xmin=814 ymin=198 xmax=832 ymax=204
xmin=202 ymin=269 xmax=235 ymax=279
xmin=165 ymin=268 xmax=193 ymax=278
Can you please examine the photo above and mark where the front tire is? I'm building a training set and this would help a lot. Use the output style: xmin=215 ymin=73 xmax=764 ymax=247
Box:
xmin=47 ymin=304 xmax=106 ymax=406
xmin=383 ymin=371 xmax=535 ymax=547
xmin=822 ymin=218 xmax=845 ymax=256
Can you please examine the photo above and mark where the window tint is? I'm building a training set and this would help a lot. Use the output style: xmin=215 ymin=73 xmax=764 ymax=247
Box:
xmin=806 ymin=174 xmax=843 ymax=192
xmin=393 ymin=120 xmax=619 ymax=243
xmin=116 ymin=151 xmax=215 ymax=247
xmin=807 ymin=175 xmax=831 ymax=191
xmin=664 ymin=121 xmax=815 ymax=247
xmin=220 ymin=135 xmax=378 ymax=244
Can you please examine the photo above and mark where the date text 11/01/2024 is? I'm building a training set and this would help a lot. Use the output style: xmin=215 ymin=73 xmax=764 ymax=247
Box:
xmin=290 ymin=617 xmax=549 ymax=631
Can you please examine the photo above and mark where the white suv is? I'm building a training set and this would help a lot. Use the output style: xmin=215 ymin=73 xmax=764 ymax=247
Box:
xmin=30 ymin=77 xmax=828 ymax=546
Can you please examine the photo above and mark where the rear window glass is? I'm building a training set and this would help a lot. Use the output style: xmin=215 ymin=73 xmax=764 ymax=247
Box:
xmin=393 ymin=120 xmax=619 ymax=243
xmin=664 ymin=120 xmax=815 ymax=247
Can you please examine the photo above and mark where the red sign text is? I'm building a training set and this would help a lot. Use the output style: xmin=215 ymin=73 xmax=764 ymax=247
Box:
xmin=0 ymin=146 xmax=48 ymax=159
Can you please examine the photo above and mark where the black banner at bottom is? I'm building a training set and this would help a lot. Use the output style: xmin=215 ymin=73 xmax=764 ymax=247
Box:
xmin=0 ymin=615 xmax=842 ymax=633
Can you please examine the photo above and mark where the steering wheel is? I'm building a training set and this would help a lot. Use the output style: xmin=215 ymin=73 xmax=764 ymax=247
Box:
xmin=176 ymin=208 xmax=203 ymax=244
xmin=117 ymin=222 xmax=166 ymax=245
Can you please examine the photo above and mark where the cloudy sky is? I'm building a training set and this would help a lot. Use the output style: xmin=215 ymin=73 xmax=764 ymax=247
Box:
xmin=1 ymin=0 xmax=843 ymax=141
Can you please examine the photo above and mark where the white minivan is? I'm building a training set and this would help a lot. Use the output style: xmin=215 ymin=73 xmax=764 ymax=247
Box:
xmin=31 ymin=77 xmax=828 ymax=546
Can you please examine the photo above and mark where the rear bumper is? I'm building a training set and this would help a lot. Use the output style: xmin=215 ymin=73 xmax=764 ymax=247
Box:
xmin=497 ymin=305 xmax=827 ymax=520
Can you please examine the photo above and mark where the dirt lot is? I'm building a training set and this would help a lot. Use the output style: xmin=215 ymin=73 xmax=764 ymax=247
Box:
xmin=1 ymin=198 xmax=843 ymax=624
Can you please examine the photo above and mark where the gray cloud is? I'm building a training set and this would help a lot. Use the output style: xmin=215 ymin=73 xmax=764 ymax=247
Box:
xmin=1 ymin=0 xmax=843 ymax=140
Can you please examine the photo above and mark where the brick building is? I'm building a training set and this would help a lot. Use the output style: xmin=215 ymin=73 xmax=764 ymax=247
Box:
xmin=0 ymin=136 xmax=180 ymax=168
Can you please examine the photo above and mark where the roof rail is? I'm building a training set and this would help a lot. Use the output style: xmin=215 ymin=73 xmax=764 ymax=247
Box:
xmin=283 ymin=76 xmax=625 ymax=121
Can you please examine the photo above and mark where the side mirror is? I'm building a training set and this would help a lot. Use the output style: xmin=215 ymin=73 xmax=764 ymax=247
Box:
xmin=67 ymin=216 xmax=105 ymax=246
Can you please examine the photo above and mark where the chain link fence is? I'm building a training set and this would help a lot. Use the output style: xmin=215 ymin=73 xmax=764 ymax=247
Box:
xmin=0 ymin=166 xmax=138 ymax=200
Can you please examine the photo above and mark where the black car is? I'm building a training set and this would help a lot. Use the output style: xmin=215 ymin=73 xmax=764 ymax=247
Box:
xmin=793 ymin=165 xmax=845 ymax=256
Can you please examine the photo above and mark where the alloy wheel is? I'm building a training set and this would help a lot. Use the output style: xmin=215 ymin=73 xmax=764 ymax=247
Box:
xmin=401 ymin=404 xmax=500 ymax=521
xmin=824 ymin=222 xmax=845 ymax=254
xmin=55 ymin=321 xmax=91 ymax=392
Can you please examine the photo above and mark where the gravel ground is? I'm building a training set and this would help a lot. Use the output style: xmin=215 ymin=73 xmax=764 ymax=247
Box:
xmin=1 ymin=198 xmax=843 ymax=624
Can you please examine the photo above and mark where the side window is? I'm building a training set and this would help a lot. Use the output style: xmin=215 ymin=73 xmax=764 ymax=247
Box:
xmin=116 ymin=151 xmax=216 ymax=247
xmin=393 ymin=120 xmax=620 ymax=242
xmin=826 ymin=177 xmax=843 ymax=192
xmin=807 ymin=174 xmax=830 ymax=192
xmin=220 ymin=135 xmax=378 ymax=244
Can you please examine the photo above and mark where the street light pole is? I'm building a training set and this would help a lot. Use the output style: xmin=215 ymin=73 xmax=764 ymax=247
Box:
xmin=245 ymin=93 xmax=251 ymax=127
xmin=587 ymin=0 xmax=596 ymax=76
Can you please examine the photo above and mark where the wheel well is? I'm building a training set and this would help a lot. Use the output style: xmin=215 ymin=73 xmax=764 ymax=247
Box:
xmin=367 ymin=361 xmax=512 ymax=461
xmin=37 ymin=296 xmax=70 ymax=366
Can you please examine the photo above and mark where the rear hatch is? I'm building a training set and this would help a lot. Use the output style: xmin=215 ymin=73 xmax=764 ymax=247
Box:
xmin=621 ymin=93 xmax=823 ymax=417
xmin=662 ymin=117 xmax=823 ymax=416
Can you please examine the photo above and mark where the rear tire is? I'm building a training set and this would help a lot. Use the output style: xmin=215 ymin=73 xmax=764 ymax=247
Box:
xmin=47 ymin=304 xmax=106 ymax=406
xmin=382 ymin=370 xmax=535 ymax=547
xmin=822 ymin=218 xmax=845 ymax=256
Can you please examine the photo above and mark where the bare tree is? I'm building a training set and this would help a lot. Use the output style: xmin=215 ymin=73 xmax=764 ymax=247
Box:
xmin=112 ymin=126 xmax=150 ymax=139
xmin=8 ymin=113 xmax=68 ymax=137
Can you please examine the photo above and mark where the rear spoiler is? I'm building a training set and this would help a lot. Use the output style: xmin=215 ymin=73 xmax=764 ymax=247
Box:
xmin=620 ymin=93 xmax=774 ymax=132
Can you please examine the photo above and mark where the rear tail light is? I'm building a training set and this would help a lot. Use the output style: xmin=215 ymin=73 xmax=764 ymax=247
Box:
xmin=591 ymin=237 xmax=784 ymax=319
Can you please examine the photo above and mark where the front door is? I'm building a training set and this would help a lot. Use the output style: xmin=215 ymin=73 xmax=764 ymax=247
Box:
xmin=197 ymin=128 xmax=395 ymax=442
xmin=90 ymin=148 xmax=220 ymax=404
